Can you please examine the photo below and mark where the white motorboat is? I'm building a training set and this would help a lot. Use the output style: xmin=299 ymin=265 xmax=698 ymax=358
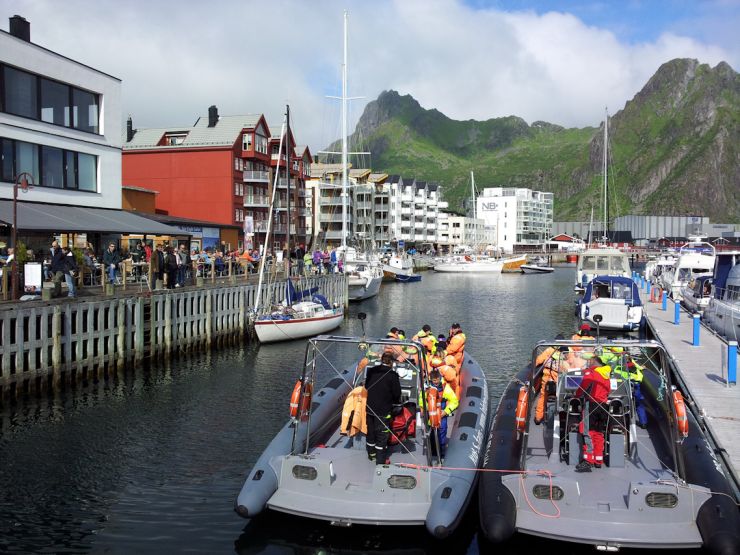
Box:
xmin=703 ymin=251 xmax=740 ymax=342
xmin=658 ymin=242 xmax=715 ymax=300
xmin=680 ymin=275 xmax=713 ymax=315
xmin=346 ymin=260 xmax=383 ymax=301
xmin=645 ymin=253 xmax=676 ymax=285
xmin=434 ymin=255 xmax=503 ymax=273
xmin=521 ymin=256 xmax=554 ymax=274
xmin=576 ymin=275 xmax=644 ymax=331
xmin=382 ymin=253 xmax=421 ymax=282
xmin=574 ymin=248 xmax=631 ymax=292
xmin=254 ymin=297 xmax=344 ymax=343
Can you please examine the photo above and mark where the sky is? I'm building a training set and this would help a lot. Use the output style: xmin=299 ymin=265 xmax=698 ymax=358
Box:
xmin=5 ymin=0 xmax=739 ymax=152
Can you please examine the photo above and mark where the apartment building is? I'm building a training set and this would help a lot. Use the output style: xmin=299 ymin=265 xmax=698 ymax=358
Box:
xmin=476 ymin=187 xmax=553 ymax=253
xmin=446 ymin=215 xmax=491 ymax=250
xmin=386 ymin=177 xmax=442 ymax=246
xmin=0 ymin=16 xmax=180 ymax=254
xmin=123 ymin=108 xmax=309 ymax=251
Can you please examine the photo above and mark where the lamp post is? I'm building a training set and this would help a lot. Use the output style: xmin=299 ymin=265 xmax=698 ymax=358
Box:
xmin=11 ymin=172 xmax=33 ymax=300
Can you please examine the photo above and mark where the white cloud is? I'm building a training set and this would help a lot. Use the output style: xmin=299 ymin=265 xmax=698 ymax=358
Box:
xmin=6 ymin=0 xmax=735 ymax=150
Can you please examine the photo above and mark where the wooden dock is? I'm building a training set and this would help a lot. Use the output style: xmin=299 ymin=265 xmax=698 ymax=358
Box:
xmin=643 ymin=298 xmax=740 ymax=492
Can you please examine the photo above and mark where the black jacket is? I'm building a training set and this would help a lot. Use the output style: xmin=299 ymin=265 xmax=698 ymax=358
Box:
xmin=365 ymin=364 xmax=401 ymax=418
xmin=50 ymin=247 xmax=67 ymax=273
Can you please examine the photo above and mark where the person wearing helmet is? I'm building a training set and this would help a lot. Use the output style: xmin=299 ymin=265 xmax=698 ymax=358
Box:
xmin=575 ymin=362 xmax=612 ymax=472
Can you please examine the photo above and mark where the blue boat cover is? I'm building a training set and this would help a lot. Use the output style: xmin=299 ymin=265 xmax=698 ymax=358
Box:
xmin=583 ymin=275 xmax=642 ymax=306
xmin=312 ymin=294 xmax=331 ymax=309
xmin=286 ymin=280 xmax=319 ymax=304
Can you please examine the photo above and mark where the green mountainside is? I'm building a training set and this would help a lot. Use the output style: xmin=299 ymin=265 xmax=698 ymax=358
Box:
xmin=336 ymin=59 xmax=739 ymax=222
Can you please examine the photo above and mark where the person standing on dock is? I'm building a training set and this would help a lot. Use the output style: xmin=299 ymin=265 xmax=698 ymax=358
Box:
xmin=575 ymin=361 xmax=612 ymax=472
xmin=365 ymin=352 xmax=401 ymax=465
xmin=102 ymin=242 xmax=121 ymax=285
xmin=50 ymin=240 xmax=67 ymax=297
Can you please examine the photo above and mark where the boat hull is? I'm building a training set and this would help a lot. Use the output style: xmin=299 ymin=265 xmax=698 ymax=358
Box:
xmin=521 ymin=264 xmax=554 ymax=274
xmin=254 ymin=311 xmax=344 ymax=343
xmin=348 ymin=275 xmax=382 ymax=301
xmin=434 ymin=261 xmax=503 ymax=273
xmin=501 ymin=255 xmax=527 ymax=273
xmin=395 ymin=273 xmax=421 ymax=283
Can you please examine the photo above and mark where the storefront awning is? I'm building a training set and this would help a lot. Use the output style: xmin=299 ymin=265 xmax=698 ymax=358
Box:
xmin=0 ymin=200 xmax=187 ymax=235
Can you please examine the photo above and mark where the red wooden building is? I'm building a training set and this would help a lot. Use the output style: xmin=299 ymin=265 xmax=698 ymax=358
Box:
xmin=122 ymin=106 xmax=310 ymax=252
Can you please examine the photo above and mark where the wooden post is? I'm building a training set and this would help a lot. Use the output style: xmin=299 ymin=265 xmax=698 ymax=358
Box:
xmin=122 ymin=261 xmax=127 ymax=291
xmin=1 ymin=267 xmax=8 ymax=301
xmin=164 ymin=293 xmax=172 ymax=359
xmin=239 ymin=288 xmax=246 ymax=335
xmin=134 ymin=296 xmax=144 ymax=364
xmin=211 ymin=260 xmax=215 ymax=283
xmin=205 ymin=290 xmax=212 ymax=347
xmin=52 ymin=305 xmax=61 ymax=387
xmin=117 ymin=299 xmax=126 ymax=370
xmin=101 ymin=264 xmax=105 ymax=292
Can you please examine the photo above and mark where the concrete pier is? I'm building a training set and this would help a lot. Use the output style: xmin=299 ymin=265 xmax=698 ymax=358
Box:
xmin=643 ymin=298 xmax=740 ymax=493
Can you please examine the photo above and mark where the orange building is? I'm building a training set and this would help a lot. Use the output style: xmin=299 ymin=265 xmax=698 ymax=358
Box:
xmin=122 ymin=106 xmax=309 ymax=252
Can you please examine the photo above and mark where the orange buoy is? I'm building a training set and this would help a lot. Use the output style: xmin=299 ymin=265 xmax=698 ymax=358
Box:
xmin=427 ymin=389 xmax=442 ymax=428
xmin=289 ymin=380 xmax=302 ymax=418
xmin=673 ymin=390 xmax=689 ymax=438
xmin=515 ymin=385 xmax=529 ymax=433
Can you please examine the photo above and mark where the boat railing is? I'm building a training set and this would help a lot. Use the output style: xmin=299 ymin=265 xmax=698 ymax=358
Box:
xmin=678 ymin=241 xmax=717 ymax=257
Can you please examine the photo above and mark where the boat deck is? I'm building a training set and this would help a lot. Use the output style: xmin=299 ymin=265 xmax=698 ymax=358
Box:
xmin=644 ymin=298 xmax=740 ymax=491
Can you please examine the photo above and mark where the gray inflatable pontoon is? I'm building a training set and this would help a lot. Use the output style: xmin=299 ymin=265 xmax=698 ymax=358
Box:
xmin=480 ymin=338 xmax=740 ymax=554
xmin=236 ymin=334 xmax=489 ymax=538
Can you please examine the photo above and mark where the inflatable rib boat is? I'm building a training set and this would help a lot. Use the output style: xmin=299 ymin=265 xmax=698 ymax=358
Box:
xmin=236 ymin=334 xmax=489 ymax=537
xmin=479 ymin=338 xmax=740 ymax=554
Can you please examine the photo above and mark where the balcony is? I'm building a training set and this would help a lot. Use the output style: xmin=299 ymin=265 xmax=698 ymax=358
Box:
xmin=427 ymin=199 xmax=437 ymax=207
xmin=243 ymin=170 xmax=269 ymax=182
xmin=427 ymin=222 xmax=436 ymax=230
xmin=414 ymin=209 xmax=425 ymax=216
xmin=400 ymin=194 xmax=413 ymax=202
xmin=401 ymin=208 xmax=412 ymax=215
xmin=302 ymin=207 xmax=312 ymax=217
xmin=414 ymin=222 xmax=424 ymax=230
xmin=355 ymin=201 xmax=372 ymax=210
xmin=320 ymin=214 xmax=346 ymax=223
xmin=244 ymin=196 xmax=270 ymax=207
xmin=414 ymin=196 xmax=425 ymax=205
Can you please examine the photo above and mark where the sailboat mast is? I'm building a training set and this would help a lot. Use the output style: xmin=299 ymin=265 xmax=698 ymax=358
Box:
xmin=603 ymin=107 xmax=608 ymax=241
xmin=341 ymin=10 xmax=348 ymax=250
xmin=471 ymin=171 xmax=476 ymax=220
xmin=286 ymin=104 xmax=291 ymax=275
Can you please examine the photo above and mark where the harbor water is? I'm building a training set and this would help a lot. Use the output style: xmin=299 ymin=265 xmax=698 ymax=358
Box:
xmin=0 ymin=267 xmax=697 ymax=554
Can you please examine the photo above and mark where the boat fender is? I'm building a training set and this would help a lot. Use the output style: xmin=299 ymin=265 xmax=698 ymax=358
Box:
xmin=672 ymin=389 xmax=689 ymax=438
xmin=427 ymin=389 xmax=442 ymax=428
xmin=289 ymin=380 xmax=313 ymax=419
xmin=651 ymin=286 xmax=662 ymax=303
xmin=515 ymin=385 xmax=528 ymax=433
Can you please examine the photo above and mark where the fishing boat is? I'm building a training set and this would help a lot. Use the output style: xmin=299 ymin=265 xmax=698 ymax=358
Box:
xmin=235 ymin=329 xmax=489 ymax=538
xmin=479 ymin=338 xmax=740 ymax=553
xmin=658 ymin=241 xmax=715 ymax=300
xmin=383 ymin=253 xmax=422 ymax=282
xmin=680 ymin=275 xmax=713 ymax=315
xmin=501 ymin=254 xmax=527 ymax=273
xmin=703 ymin=251 xmax=740 ymax=342
xmin=576 ymin=275 xmax=644 ymax=332
xmin=521 ymin=256 xmax=554 ymax=274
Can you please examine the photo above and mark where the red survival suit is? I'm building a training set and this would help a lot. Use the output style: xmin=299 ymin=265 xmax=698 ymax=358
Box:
xmin=575 ymin=364 xmax=611 ymax=466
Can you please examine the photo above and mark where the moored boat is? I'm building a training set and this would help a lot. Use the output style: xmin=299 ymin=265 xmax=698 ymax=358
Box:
xmin=574 ymin=247 xmax=631 ymax=292
xmin=383 ymin=253 xmax=422 ymax=282
xmin=576 ymin=275 xmax=644 ymax=331
xmin=658 ymin=242 xmax=715 ymax=301
xmin=703 ymin=251 xmax=740 ymax=342
xmin=254 ymin=296 xmax=344 ymax=343
xmin=521 ymin=257 xmax=554 ymax=274
xmin=236 ymin=333 xmax=489 ymax=537
xmin=501 ymin=254 xmax=527 ymax=273
xmin=479 ymin=338 xmax=740 ymax=553
xmin=680 ymin=275 xmax=713 ymax=315
xmin=434 ymin=255 xmax=503 ymax=273
xmin=345 ymin=256 xmax=383 ymax=301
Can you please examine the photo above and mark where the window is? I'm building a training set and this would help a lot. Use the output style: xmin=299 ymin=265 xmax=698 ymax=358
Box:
xmin=242 ymin=133 xmax=253 ymax=150
xmin=41 ymin=145 xmax=64 ymax=188
xmin=72 ymin=88 xmax=99 ymax=133
xmin=3 ymin=66 xmax=37 ymax=118
xmin=1 ymin=136 xmax=96 ymax=191
xmin=1 ymin=64 xmax=101 ymax=134
xmin=234 ymin=157 xmax=239 ymax=170
xmin=40 ymin=78 xmax=70 ymax=126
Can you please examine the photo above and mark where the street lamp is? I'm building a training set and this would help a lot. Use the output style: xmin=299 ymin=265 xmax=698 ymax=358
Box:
xmin=11 ymin=172 xmax=33 ymax=300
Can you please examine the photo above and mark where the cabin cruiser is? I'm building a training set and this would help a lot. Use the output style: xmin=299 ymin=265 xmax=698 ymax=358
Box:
xmin=680 ymin=276 xmax=713 ymax=315
xmin=574 ymin=248 xmax=631 ymax=292
xmin=577 ymin=276 xmax=644 ymax=331
xmin=382 ymin=253 xmax=421 ymax=282
xmin=342 ymin=248 xmax=383 ymax=301
xmin=645 ymin=253 xmax=676 ymax=285
xmin=236 ymin=333 xmax=489 ymax=537
xmin=479 ymin=339 xmax=740 ymax=553
xmin=703 ymin=251 xmax=740 ymax=342
xmin=658 ymin=242 xmax=715 ymax=300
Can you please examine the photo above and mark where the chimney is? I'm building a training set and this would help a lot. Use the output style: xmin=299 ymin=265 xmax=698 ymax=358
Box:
xmin=208 ymin=105 xmax=219 ymax=127
xmin=126 ymin=116 xmax=135 ymax=142
xmin=9 ymin=15 xmax=30 ymax=42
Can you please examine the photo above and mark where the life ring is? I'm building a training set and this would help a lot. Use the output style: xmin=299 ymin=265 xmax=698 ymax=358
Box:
xmin=673 ymin=390 xmax=689 ymax=438
xmin=289 ymin=379 xmax=313 ymax=419
xmin=427 ymin=389 xmax=442 ymax=428
xmin=515 ymin=385 xmax=529 ymax=433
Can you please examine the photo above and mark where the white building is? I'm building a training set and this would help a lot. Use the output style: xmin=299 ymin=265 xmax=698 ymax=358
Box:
xmin=0 ymin=16 xmax=122 ymax=209
xmin=386 ymin=177 xmax=441 ymax=246
xmin=476 ymin=187 xmax=553 ymax=253
xmin=446 ymin=215 xmax=491 ymax=250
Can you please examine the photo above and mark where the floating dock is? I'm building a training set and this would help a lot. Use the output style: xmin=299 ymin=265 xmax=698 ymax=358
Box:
xmin=643 ymin=296 xmax=739 ymax=495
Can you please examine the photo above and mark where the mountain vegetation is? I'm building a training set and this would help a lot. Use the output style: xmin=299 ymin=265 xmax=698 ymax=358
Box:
xmin=335 ymin=59 xmax=739 ymax=223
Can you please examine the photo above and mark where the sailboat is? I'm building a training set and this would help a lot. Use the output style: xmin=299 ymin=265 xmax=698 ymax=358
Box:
xmin=326 ymin=12 xmax=384 ymax=300
xmin=574 ymin=108 xmax=631 ymax=292
xmin=252 ymin=110 xmax=343 ymax=344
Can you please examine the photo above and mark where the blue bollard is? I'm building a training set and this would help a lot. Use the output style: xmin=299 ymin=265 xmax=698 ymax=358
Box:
xmin=662 ymin=291 xmax=667 ymax=311
xmin=674 ymin=302 xmax=680 ymax=325
xmin=641 ymin=277 xmax=645 ymax=291
xmin=729 ymin=341 xmax=737 ymax=385
xmin=647 ymin=281 xmax=652 ymax=296
xmin=692 ymin=314 xmax=700 ymax=346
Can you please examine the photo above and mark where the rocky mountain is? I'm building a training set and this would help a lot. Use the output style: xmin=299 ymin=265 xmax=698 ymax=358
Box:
xmin=333 ymin=59 xmax=739 ymax=222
